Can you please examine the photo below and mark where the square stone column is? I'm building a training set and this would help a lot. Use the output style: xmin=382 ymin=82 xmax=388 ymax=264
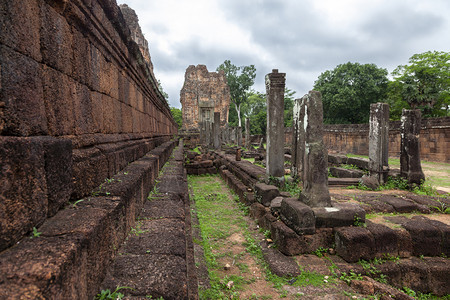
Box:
xmin=213 ymin=112 xmax=221 ymax=149
xmin=299 ymin=91 xmax=331 ymax=207
xmin=400 ymin=109 xmax=425 ymax=185
xmin=205 ymin=121 xmax=212 ymax=148
xmin=265 ymin=69 xmax=285 ymax=179
xmin=368 ymin=103 xmax=390 ymax=184
xmin=245 ymin=118 xmax=250 ymax=149
xmin=236 ymin=126 xmax=242 ymax=146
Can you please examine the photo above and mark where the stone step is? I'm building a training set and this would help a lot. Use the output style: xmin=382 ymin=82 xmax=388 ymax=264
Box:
xmin=98 ymin=142 xmax=198 ymax=300
xmin=328 ymin=177 xmax=360 ymax=186
xmin=0 ymin=140 xmax=178 ymax=300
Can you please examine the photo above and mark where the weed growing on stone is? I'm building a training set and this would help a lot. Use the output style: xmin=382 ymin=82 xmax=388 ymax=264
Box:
xmin=339 ymin=270 xmax=363 ymax=285
xmin=30 ymin=227 xmax=41 ymax=239
xmin=353 ymin=215 xmax=366 ymax=227
xmin=94 ymin=286 xmax=133 ymax=299
xmin=70 ymin=199 xmax=84 ymax=208
xmin=312 ymin=247 xmax=328 ymax=258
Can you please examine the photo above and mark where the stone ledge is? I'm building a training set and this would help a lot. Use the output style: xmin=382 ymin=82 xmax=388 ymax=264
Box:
xmin=0 ymin=139 xmax=177 ymax=299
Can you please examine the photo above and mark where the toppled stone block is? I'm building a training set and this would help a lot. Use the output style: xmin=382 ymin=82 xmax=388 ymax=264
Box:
xmin=279 ymin=198 xmax=315 ymax=235
xmin=329 ymin=167 xmax=364 ymax=178
xmin=335 ymin=227 xmax=375 ymax=262
xmin=366 ymin=221 xmax=398 ymax=257
xmin=260 ymin=241 xmax=301 ymax=277
xmin=254 ymin=182 xmax=280 ymax=207
xmin=328 ymin=154 xmax=348 ymax=165
xmin=381 ymin=196 xmax=419 ymax=213
xmin=359 ymin=175 xmax=380 ymax=190
xmin=270 ymin=196 xmax=283 ymax=215
xmin=402 ymin=217 xmax=442 ymax=256
xmin=270 ymin=220 xmax=304 ymax=256
xmin=347 ymin=157 xmax=369 ymax=170
xmin=250 ymin=202 xmax=267 ymax=220
xmin=313 ymin=202 xmax=365 ymax=228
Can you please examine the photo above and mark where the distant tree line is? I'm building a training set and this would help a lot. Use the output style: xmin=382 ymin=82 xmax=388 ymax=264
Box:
xmin=169 ymin=50 xmax=449 ymax=129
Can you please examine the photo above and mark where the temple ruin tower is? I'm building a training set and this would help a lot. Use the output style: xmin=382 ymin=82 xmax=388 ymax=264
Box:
xmin=180 ymin=65 xmax=230 ymax=130
xmin=119 ymin=4 xmax=154 ymax=74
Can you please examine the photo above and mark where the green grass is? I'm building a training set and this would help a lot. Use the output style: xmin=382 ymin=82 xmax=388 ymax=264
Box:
xmin=189 ymin=174 xmax=331 ymax=299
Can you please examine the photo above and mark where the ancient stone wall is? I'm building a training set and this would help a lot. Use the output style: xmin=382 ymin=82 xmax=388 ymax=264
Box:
xmin=180 ymin=64 xmax=230 ymax=130
xmin=322 ymin=117 xmax=450 ymax=163
xmin=0 ymin=0 xmax=177 ymax=251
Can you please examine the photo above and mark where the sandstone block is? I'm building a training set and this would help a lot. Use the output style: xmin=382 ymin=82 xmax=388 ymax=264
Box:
xmin=313 ymin=202 xmax=365 ymax=228
xmin=254 ymin=182 xmax=280 ymax=207
xmin=280 ymin=198 xmax=315 ymax=235
xmin=335 ymin=227 xmax=375 ymax=262
xmin=0 ymin=137 xmax=48 ymax=251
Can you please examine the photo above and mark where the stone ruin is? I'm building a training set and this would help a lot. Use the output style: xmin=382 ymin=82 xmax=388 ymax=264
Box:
xmin=179 ymin=64 xmax=230 ymax=131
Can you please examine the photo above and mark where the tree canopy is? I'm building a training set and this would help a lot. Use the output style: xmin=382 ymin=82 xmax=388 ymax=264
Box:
xmin=217 ymin=60 xmax=256 ymax=127
xmin=314 ymin=62 xmax=389 ymax=124
xmin=170 ymin=107 xmax=182 ymax=129
xmin=388 ymin=51 xmax=450 ymax=119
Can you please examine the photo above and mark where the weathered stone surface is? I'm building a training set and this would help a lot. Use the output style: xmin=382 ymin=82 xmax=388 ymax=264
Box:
xmin=400 ymin=109 xmax=425 ymax=185
xmin=180 ymin=65 xmax=230 ymax=130
xmin=279 ymin=198 xmax=315 ymax=235
xmin=213 ymin=112 xmax=221 ymax=149
xmin=270 ymin=220 xmax=304 ymax=256
xmin=329 ymin=167 xmax=364 ymax=178
xmin=122 ymin=219 xmax=186 ymax=257
xmin=359 ymin=175 xmax=380 ymax=190
xmin=265 ymin=69 xmax=286 ymax=179
xmin=261 ymin=241 xmax=301 ymax=277
xmin=335 ymin=227 xmax=375 ymax=262
xmin=101 ymin=255 xmax=188 ymax=299
xmin=366 ymin=221 xmax=398 ymax=257
xmin=119 ymin=4 xmax=154 ymax=73
xmin=0 ymin=137 xmax=47 ymax=251
xmin=402 ymin=217 xmax=442 ymax=256
xmin=313 ymin=202 xmax=365 ymax=228
xmin=368 ymin=103 xmax=390 ymax=184
xmin=254 ymin=182 xmax=280 ymax=207
xmin=298 ymin=91 xmax=331 ymax=207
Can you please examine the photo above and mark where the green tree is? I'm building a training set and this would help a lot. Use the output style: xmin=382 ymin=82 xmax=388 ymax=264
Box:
xmin=217 ymin=60 xmax=256 ymax=127
xmin=314 ymin=62 xmax=389 ymax=124
xmin=157 ymin=79 xmax=169 ymax=102
xmin=170 ymin=107 xmax=182 ymax=128
xmin=243 ymin=91 xmax=266 ymax=135
xmin=389 ymin=51 xmax=450 ymax=118
xmin=284 ymin=88 xmax=296 ymax=127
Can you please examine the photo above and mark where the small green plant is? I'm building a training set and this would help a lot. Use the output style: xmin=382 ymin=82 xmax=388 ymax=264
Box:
xmin=431 ymin=199 xmax=450 ymax=214
xmin=70 ymin=199 xmax=84 ymax=208
xmin=312 ymin=247 xmax=328 ymax=258
xmin=339 ymin=271 xmax=363 ymax=285
xmin=353 ymin=215 xmax=366 ymax=227
xmin=30 ymin=227 xmax=42 ymax=239
xmin=130 ymin=221 xmax=148 ymax=236
xmin=94 ymin=286 xmax=133 ymax=299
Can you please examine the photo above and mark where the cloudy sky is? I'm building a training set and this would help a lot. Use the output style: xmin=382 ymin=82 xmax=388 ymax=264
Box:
xmin=117 ymin=0 xmax=450 ymax=109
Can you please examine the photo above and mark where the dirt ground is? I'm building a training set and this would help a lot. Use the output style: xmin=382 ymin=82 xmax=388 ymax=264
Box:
xmin=192 ymin=173 xmax=449 ymax=299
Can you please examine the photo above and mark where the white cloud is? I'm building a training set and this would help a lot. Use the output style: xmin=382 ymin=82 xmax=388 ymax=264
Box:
xmin=117 ymin=0 xmax=450 ymax=108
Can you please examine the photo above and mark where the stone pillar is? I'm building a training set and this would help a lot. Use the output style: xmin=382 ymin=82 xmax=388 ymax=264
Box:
xmin=291 ymin=97 xmax=305 ymax=179
xmin=230 ymin=127 xmax=236 ymax=144
xmin=199 ymin=122 xmax=206 ymax=145
xmin=265 ymin=69 xmax=286 ymax=180
xmin=299 ymin=91 xmax=331 ymax=207
xmin=368 ymin=103 xmax=390 ymax=184
xmin=222 ymin=124 xmax=228 ymax=144
xmin=205 ymin=121 xmax=211 ymax=148
xmin=213 ymin=112 xmax=221 ymax=149
xmin=400 ymin=109 xmax=425 ymax=185
xmin=236 ymin=126 xmax=242 ymax=146
xmin=245 ymin=118 xmax=250 ymax=149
